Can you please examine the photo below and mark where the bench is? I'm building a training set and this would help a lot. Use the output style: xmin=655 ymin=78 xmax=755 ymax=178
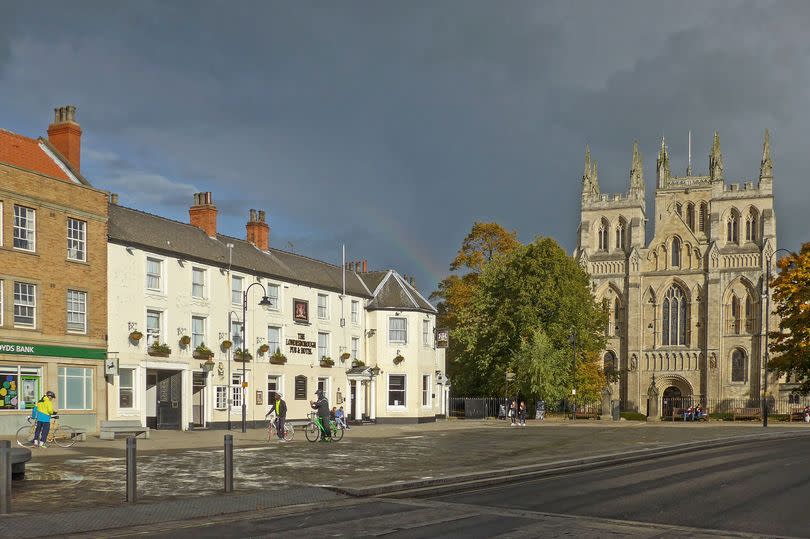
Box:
xmin=99 ymin=420 xmax=150 ymax=440
xmin=788 ymin=409 xmax=809 ymax=422
xmin=574 ymin=410 xmax=599 ymax=420
xmin=732 ymin=407 xmax=762 ymax=421
xmin=671 ymin=408 xmax=708 ymax=421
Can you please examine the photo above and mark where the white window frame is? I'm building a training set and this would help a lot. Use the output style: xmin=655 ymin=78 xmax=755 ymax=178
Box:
xmin=422 ymin=319 xmax=430 ymax=347
xmin=58 ymin=366 xmax=93 ymax=410
xmin=13 ymin=204 xmax=36 ymax=252
xmin=146 ymin=309 xmax=162 ymax=346
xmin=267 ymin=326 xmax=281 ymax=354
xmin=351 ymin=300 xmax=359 ymax=324
xmin=13 ymin=282 xmax=36 ymax=328
xmin=191 ymin=316 xmax=206 ymax=349
xmin=318 ymin=332 xmax=329 ymax=360
xmin=317 ymin=293 xmax=329 ymax=320
xmin=215 ymin=386 xmax=228 ymax=410
xmin=389 ymin=317 xmax=407 ymax=344
xmin=231 ymin=373 xmax=243 ymax=410
xmin=266 ymin=283 xmax=280 ymax=310
xmin=351 ymin=337 xmax=359 ymax=360
xmin=119 ymin=368 xmax=135 ymax=409
xmin=146 ymin=257 xmax=163 ymax=292
xmin=388 ymin=374 xmax=407 ymax=409
xmin=422 ymin=374 xmax=431 ymax=407
xmin=317 ymin=377 xmax=330 ymax=396
xmin=67 ymin=217 xmax=86 ymax=262
xmin=191 ymin=267 xmax=206 ymax=299
xmin=66 ymin=289 xmax=87 ymax=334
xmin=231 ymin=275 xmax=243 ymax=305
xmin=267 ymin=375 xmax=281 ymax=395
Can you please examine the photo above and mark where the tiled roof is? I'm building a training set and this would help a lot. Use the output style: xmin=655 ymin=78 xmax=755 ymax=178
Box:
xmin=362 ymin=271 xmax=437 ymax=314
xmin=108 ymin=204 xmax=374 ymax=298
xmin=0 ymin=129 xmax=72 ymax=182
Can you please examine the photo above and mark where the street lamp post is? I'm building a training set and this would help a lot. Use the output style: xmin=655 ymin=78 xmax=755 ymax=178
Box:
xmin=569 ymin=331 xmax=577 ymax=421
xmin=241 ymin=282 xmax=273 ymax=433
xmin=762 ymin=248 xmax=795 ymax=428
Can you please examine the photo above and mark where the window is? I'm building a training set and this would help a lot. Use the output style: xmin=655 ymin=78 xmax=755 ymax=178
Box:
xmin=66 ymin=289 xmax=87 ymax=333
xmin=267 ymin=375 xmax=281 ymax=395
xmin=731 ymin=349 xmax=746 ymax=382
xmin=0 ymin=366 xmax=42 ymax=409
xmin=295 ymin=375 xmax=307 ymax=400
xmin=318 ymin=293 xmax=328 ymax=319
xmin=266 ymin=284 xmax=279 ymax=310
xmin=613 ymin=297 xmax=621 ymax=335
xmin=192 ymin=316 xmax=205 ymax=348
xmin=671 ymin=237 xmax=681 ymax=268
xmin=351 ymin=300 xmax=359 ymax=324
xmin=231 ymin=320 xmax=243 ymax=349
xmin=686 ymin=203 xmax=695 ymax=232
xmin=389 ymin=317 xmax=407 ymax=343
xmin=745 ymin=294 xmax=754 ymax=333
xmin=119 ymin=368 xmax=135 ymax=409
xmin=146 ymin=258 xmax=162 ymax=291
xmin=422 ymin=374 xmax=430 ymax=406
xmin=616 ymin=219 xmax=625 ymax=251
xmin=745 ymin=208 xmax=758 ymax=242
xmin=67 ymin=218 xmax=86 ymax=261
xmin=192 ymin=268 xmax=206 ymax=298
xmin=699 ymin=202 xmax=708 ymax=233
xmin=318 ymin=332 xmax=329 ymax=360
xmin=675 ymin=202 xmax=683 ymax=217
xmin=351 ymin=337 xmax=359 ymax=360
xmin=267 ymin=326 xmax=281 ymax=354
xmin=13 ymin=282 xmax=36 ymax=327
xmin=58 ymin=367 xmax=93 ymax=410
xmin=231 ymin=275 xmax=243 ymax=305
xmin=231 ymin=374 xmax=243 ymax=409
xmin=146 ymin=310 xmax=162 ymax=346
xmin=317 ymin=377 xmax=329 ymax=395
xmin=726 ymin=209 xmax=740 ymax=243
xmin=13 ymin=205 xmax=35 ymax=251
xmin=215 ymin=386 xmax=228 ymax=409
xmin=423 ymin=320 xmax=430 ymax=346
xmin=603 ymin=351 xmax=617 ymax=373
xmin=388 ymin=375 xmax=406 ymax=407
xmin=662 ymin=285 xmax=687 ymax=346
xmin=598 ymin=218 xmax=609 ymax=251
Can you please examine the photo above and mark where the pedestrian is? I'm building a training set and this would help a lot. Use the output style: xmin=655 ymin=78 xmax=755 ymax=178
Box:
xmin=335 ymin=406 xmax=349 ymax=429
xmin=310 ymin=389 xmax=331 ymax=442
xmin=273 ymin=392 xmax=288 ymax=442
xmin=509 ymin=399 xmax=517 ymax=426
xmin=31 ymin=391 xmax=57 ymax=448
xmin=804 ymin=405 xmax=810 ymax=423
xmin=519 ymin=400 xmax=527 ymax=426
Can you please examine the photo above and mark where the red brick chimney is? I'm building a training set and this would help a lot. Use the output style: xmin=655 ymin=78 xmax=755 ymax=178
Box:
xmin=189 ymin=192 xmax=217 ymax=237
xmin=246 ymin=209 xmax=270 ymax=251
xmin=362 ymin=259 xmax=367 ymax=273
xmin=47 ymin=105 xmax=82 ymax=172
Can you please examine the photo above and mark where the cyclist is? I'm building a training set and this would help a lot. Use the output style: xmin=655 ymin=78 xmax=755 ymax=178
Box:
xmin=31 ymin=391 xmax=57 ymax=448
xmin=310 ymin=389 xmax=331 ymax=442
xmin=271 ymin=392 xmax=288 ymax=442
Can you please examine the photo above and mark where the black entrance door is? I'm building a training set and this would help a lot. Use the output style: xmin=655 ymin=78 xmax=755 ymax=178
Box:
xmin=157 ymin=370 xmax=182 ymax=429
xmin=350 ymin=381 xmax=357 ymax=420
xmin=662 ymin=386 xmax=683 ymax=418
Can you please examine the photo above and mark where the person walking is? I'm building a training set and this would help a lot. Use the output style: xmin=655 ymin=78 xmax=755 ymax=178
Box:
xmin=509 ymin=399 xmax=517 ymax=426
xmin=310 ymin=389 xmax=331 ymax=442
xmin=273 ymin=392 xmax=288 ymax=442
xmin=519 ymin=400 xmax=527 ymax=426
xmin=31 ymin=391 xmax=57 ymax=448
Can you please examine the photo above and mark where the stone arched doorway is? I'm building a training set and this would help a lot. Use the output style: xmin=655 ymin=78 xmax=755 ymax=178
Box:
xmin=661 ymin=378 xmax=693 ymax=418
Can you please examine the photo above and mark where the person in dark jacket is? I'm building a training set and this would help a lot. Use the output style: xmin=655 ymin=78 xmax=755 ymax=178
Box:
xmin=310 ymin=389 xmax=331 ymax=442
xmin=273 ymin=392 xmax=288 ymax=441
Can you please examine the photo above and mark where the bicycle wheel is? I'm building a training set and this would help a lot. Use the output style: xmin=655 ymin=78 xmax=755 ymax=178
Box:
xmin=283 ymin=423 xmax=294 ymax=442
xmin=16 ymin=424 xmax=35 ymax=447
xmin=304 ymin=421 xmax=320 ymax=442
xmin=52 ymin=425 xmax=77 ymax=448
xmin=331 ymin=424 xmax=344 ymax=442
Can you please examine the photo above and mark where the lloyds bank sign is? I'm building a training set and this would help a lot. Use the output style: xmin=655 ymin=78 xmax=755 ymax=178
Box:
xmin=0 ymin=341 xmax=106 ymax=360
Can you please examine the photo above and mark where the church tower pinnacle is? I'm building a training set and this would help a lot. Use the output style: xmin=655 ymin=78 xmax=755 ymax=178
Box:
xmin=656 ymin=136 xmax=670 ymax=188
xmin=709 ymin=131 xmax=724 ymax=182
xmin=581 ymin=146 xmax=600 ymax=201
xmin=759 ymin=128 xmax=772 ymax=185
xmin=629 ymin=141 xmax=645 ymax=200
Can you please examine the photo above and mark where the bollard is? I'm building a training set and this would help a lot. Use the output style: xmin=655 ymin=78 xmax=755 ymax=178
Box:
xmin=126 ymin=436 xmax=137 ymax=503
xmin=224 ymin=434 xmax=233 ymax=493
xmin=0 ymin=440 xmax=11 ymax=514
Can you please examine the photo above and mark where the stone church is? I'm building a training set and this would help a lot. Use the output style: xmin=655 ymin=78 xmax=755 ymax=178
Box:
xmin=573 ymin=132 xmax=782 ymax=414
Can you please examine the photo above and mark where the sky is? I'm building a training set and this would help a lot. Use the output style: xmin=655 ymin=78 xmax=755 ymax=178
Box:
xmin=1 ymin=1 xmax=808 ymax=295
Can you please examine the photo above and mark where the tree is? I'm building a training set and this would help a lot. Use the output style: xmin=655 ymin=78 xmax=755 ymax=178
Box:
xmin=452 ymin=236 xmax=606 ymax=396
xmin=768 ymin=243 xmax=810 ymax=393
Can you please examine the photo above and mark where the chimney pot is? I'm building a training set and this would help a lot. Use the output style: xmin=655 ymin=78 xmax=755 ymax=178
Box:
xmin=249 ymin=209 xmax=257 ymax=222
xmin=110 ymin=193 xmax=119 ymax=205
xmin=258 ymin=210 xmax=266 ymax=223
xmin=362 ymin=259 xmax=367 ymax=273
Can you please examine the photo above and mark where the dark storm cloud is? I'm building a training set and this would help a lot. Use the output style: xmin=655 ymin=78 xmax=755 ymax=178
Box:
xmin=1 ymin=1 xmax=808 ymax=291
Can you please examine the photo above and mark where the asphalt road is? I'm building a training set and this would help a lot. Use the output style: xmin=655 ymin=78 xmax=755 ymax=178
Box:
xmin=93 ymin=436 xmax=810 ymax=538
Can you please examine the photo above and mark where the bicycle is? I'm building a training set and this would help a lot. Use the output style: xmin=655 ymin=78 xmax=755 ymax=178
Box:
xmin=16 ymin=415 xmax=78 ymax=448
xmin=265 ymin=412 xmax=294 ymax=442
xmin=304 ymin=412 xmax=344 ymax=442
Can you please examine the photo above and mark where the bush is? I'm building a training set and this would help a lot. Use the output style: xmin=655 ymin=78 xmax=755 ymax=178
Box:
xmin=620 ymin=412 xmax=646 ymax=421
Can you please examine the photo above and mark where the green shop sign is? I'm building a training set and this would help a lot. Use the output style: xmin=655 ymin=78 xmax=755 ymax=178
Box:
xmin=0 ymin=341 xmax=106 ymax=360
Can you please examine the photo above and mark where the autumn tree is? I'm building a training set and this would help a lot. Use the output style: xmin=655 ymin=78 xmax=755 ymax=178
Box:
xmin=768 ymin=243 xmax=810 ymax=393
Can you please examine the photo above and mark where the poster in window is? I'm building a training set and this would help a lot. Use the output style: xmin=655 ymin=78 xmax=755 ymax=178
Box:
xmin=293 ymin=299 xmax=309 ymax=323
xmin=256 ymin=390 xmax=263 ymax=406
xmin=21 ymin=376 xmax=39 ymax=409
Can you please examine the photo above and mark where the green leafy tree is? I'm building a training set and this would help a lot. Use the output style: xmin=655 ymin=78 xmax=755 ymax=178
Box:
xmin=453 ymin=236 xmax=606 ymax=396
xmin=768 ymin=243 xmax=810 ymax=393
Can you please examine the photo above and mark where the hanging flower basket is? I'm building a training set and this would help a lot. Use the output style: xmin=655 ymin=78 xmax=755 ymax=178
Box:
xmin=320 ymin=357 xmax=334 ymax=368
xmin=192 ymin=344 xmax=214 ymax=360
xmin=220 ymin=340 xmax=233 ymax=351
xmin=269 ymin=351 xmax=287 ymax=365
xmin=393 ymin=354 xmax=405 ymax=365
xmin=179 ymin=335 xmax=191 ymax=347
xmin=148 ymin=342 xmax=172 ymax=358
xmin=340 ymin=352 xmax=351 ymax=362
xmin=258 ymin=344 xmax=270 ymax=355
xmin=129 ymin=331 xmax=143 ymax=342
xmin=234 ymin=348 xmax=252 ymax=362
xmin=370 ymin=366 xmax=381 ymax=376
xmin=351 ymin=359 xmax=366 ymax=368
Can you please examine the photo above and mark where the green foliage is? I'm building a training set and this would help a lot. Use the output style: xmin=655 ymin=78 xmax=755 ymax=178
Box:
xmin=149 ymin=342 xmax=171 ymax=355
xmin=510 ymin=328 xmax=571 ymax=402
xmin=620 ymin=412 xmax=646 ymax=421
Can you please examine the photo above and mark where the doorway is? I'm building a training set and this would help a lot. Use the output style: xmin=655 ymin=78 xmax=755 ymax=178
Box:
xmin=192 ymin=371 xmax=207 ymax=428
xmin=146 ymin=369 xmax=182 ymax=430
xmin=350 ymin=380 xmax=357 ymax=420
xmin=662 ymin=386 xmax=683 ymax=418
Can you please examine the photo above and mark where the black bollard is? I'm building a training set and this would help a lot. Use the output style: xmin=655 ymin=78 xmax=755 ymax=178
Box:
xmin=126 ymin=436 xmax=137 ymax=503
xmin=224 ymin=434 xmax=233 ymax=493
xmin=0 ymin=440 xmax=10 ymax=514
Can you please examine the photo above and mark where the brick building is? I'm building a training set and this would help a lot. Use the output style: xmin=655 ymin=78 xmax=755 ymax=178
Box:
xmin=0 ymin=107 xmax=109 ymax=435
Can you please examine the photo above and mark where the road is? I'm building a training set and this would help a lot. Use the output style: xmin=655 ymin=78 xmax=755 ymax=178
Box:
xmin=81 ymin=435 xmax=810 ymax=538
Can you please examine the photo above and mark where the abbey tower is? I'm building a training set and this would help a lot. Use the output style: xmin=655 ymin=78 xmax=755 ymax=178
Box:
xmin=573 ymin=132 xmax=781 ymax=414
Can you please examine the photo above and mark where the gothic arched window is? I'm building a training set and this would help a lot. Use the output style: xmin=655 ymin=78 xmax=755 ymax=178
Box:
xmin=686 ymin=203 xmax=695 ymax=231
xmin=744 ymin=294 xmax=753 ymax=333
xmin=731 ymin=349 xmax=746 ymax=382
xmin=745 ymin=208 xmax=758 ymax=242
xmin=603 ymin=351 xmax=617 ymax=376
xmin=675 ymin=202 xmax=683 ymax=217
xmin=616 ymin=218 xmax=626 ymax=251
xmin=671 ymin=237 xmax=681 ymax=268
xmin=662 ymin=285 xmax=687 ymax=346
xmin=727 ymin=208 xmax=740 ymax=244
xmin=729 ymin=294 xmax=740 ymax=334
xmin=613 ymin=297 xmax=621 ymax=335
xmin=699 ymin=202 xmax=708 ymax=233
xmin=598 ymin=218 xmax=609 ymax=251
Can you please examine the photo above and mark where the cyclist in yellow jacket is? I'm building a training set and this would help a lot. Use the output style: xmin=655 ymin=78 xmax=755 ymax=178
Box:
xmin=31 ymin=391 xmax=57 ymax=448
